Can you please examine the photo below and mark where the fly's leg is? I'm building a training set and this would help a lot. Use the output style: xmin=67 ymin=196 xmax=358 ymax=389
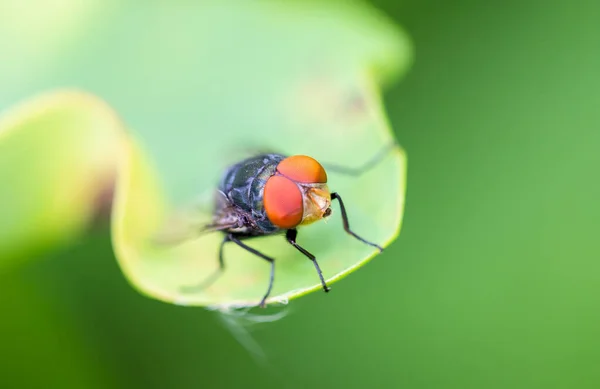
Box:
xmin=228 ymin=234 xmax=275 ymax=308
xmin=321 ymin=141 xmax=397 ymax=176
xmin=286 ymin=229 xmax=330 ymax=292
xmin=181 ymin=234 xmax=230 ymax=292
xmin=331 ymin=192 xmax=383 ymax=252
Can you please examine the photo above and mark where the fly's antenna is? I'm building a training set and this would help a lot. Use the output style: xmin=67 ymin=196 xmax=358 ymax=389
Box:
xmin=321 ymin=140 xmax=399 ymax=176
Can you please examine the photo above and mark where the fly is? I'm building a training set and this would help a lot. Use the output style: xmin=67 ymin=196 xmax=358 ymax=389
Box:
xmin=177 ymin=142 xmax=397 ymax=307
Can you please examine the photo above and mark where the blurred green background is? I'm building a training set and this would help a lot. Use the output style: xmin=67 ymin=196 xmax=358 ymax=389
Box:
xmin=2 ymin=0 xmax=600 ymax=388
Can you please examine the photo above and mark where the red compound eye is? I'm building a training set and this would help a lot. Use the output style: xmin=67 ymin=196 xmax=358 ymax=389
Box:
xmin=277 ymin=155 xmax=327 ymax=184
xmin=264 ymin=175 xmax=303 ymax=229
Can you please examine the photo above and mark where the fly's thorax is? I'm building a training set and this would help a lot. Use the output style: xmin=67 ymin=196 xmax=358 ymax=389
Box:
xmin=218 ymin=153 xmax=285 ymax=211
xmin=216 ymin=153 xmax=286 ymax=234
xmin=299 ymin=183 xmax=331 ymax=226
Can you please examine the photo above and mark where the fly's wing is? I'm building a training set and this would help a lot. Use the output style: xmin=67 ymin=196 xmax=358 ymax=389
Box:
xmin=225 ymin=143 xmax=285 ymax=161
xmin=216 ymin=142 xmax=289 ymax=173
xmin=151 ymin=191 xmax=238 ymax=246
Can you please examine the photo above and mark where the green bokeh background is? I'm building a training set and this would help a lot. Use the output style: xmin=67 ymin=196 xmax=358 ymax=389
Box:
xmin=2 ymin=0 xmax=600 ymax=388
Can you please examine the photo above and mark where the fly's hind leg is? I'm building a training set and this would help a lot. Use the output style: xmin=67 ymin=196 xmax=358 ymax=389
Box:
xmin=228 ymin=234 xmax=276 ymax=308
xmin=181 ymin=234 xmax=230 ymax=293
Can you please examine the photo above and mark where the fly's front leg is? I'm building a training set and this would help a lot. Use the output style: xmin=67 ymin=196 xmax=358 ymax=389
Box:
xmin=331 ymin=192 xmax=383 ymax=252
xmin=286 ymin=229 xmax=330 ymax=293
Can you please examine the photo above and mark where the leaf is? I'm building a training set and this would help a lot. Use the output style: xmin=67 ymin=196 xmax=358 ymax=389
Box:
xmin=0 ymin=1 xmax=411 ymax=308
xmin=110 ymin=1 xmax=411 ymax=308
xmin=0 ymin=91 xmax=123 ymax=270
